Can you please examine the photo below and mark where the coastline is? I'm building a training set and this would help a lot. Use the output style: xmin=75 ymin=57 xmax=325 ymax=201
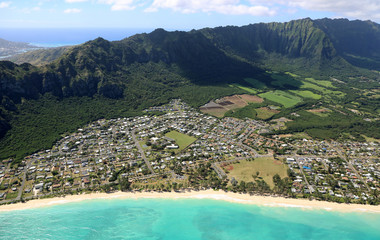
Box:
xmin=1 ymin=190 xmax=380 ymax=213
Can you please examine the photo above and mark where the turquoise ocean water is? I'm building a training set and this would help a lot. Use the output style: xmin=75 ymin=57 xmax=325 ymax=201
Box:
xmin=0 ymin=198 xmax=380 ymax=240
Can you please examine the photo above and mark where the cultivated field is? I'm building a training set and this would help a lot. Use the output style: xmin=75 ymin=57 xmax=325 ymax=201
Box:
xmin=304 ymin=77 xmax=336 ymax=88
xmin=300 ymin=81 xmax=345 ymax=98
xmin=200 ymin=94 xmax=263 ymax=117
xmin=239 ymin=94 xmax=264 ymax=103
xmin=259 ymin=90 xmax=302 ymax=108
xmin=217 ymin=95 xmax=247 ymax=109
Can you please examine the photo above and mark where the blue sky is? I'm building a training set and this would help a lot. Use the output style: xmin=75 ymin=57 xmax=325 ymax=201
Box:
xmin=1 ymin=0 xmax=379 ymax=29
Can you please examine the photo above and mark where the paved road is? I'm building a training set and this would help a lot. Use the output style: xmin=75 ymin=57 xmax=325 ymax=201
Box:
xmin=131 ymin=129 xmax=155 ymax=174
xmin=327 ymin=142 xmax=371 ymax=192
xmin=237 ymin=129 xmax=260 ymax=157
xmin=211 ymin=163 xmax=227 ymax=179
xmin=16 ymin=159 xmax=36 ymax=201
xmin=293 ymin=155 xmax=314 ymax=193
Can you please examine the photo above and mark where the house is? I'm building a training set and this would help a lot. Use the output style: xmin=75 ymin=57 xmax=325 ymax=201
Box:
xmin=166 ymin=144 xmax=179 ymax=149
xmin=34 ymin=183 xmax=44 ymax=190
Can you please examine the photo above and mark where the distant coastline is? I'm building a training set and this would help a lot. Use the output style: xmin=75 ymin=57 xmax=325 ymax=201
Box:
xmin=1 ymin=190 xmax=380 ymax=213
xmin=0 ymin=28 xmax=156 ymax=46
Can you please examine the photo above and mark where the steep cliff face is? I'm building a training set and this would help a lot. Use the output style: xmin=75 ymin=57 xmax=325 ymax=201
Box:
xmin=200 ymin=18 xmax=342 ymax=72
xmin=1 ymin=18 xmax=379 ymax=105
xmin=0 ymin=18 xmax=379 ymax=160
xmin=315 ymin=18 xmax=380 ymax=70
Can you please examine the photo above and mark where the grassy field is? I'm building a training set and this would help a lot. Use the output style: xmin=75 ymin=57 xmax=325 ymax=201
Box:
xmin=255 ymin=107 xmax=278 ymax=120
xmin=230 ymin=84 xmax=258 ymax=94
xmin=300 ymin=81 xmax=326 ymax=92
xmin=259 ymin=90 xmax=302 ymax=108
xmin=5 ymin=191 xmax=18 ymax=200
xmin=227 ymin=157 xmax=288 ymax=188
xmin=200 ymin=107 xmax=226 ymax=118
xmin=165 ymin=130 xmax=197 ymax=151
xmin=290 ymin=90 xmax=322 ymax=99
xmin=300 ymin=81 xmax=345 ymax=98
xmin=224 ymin=104 xmax=257 ymax=119
xmin=362 ymin=135 xmax=380 ymax=143
xmin=304 ymin=77 xmax=336 ymax=88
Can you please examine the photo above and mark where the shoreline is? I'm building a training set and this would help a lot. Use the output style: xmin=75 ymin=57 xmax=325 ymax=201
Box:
xmin=1 ymin=190 xmax=380 ymax=213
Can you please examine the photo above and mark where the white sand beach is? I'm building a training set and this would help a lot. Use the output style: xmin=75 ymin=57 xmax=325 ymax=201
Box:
xmin=1 ymin=190 xmax=380 ymax=213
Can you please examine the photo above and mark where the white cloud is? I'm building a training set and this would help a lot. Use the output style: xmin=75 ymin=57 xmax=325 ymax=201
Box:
xmin=21 ymin=6 xmax=41 ymax=14
xmin=251 ymin=0 xmax=380 ymax=20
xmin=99 ymin=0 xmax=136 ymax=11
xmin=145 ymin=0 xmax=276 ymax=16
xmin=64 ymin=8 xmax=82 ymax=13
xmin=0 ymin=1 xmax=11 ymax=8
xmin=95 ymin=0 xmax=380 ymax=20
xmin=65 ymin=0 xmax=88 ymax=2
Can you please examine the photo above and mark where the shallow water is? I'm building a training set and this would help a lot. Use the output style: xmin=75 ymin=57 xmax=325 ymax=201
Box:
xmin=0 ymin=198 xmax=379 ymax=240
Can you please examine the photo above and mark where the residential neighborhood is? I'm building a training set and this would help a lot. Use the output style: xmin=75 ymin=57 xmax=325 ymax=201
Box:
xmin=0 ymin=99 xmax=379 ymax=205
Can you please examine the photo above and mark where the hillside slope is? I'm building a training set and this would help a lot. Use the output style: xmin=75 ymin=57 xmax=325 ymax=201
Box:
xmin=0 ymin=18 xmax=379 ymax=161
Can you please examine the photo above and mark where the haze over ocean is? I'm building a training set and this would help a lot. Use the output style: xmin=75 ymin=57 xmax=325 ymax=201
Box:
xmin=1 ymin=198 xmax=379 ymax=240
xmin=0 ymin=28 xmax=158 ymax=47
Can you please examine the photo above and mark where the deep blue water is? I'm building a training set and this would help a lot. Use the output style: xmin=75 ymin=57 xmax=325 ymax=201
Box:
xmin=0 ymin=28 xmax=155 ymax=46
xmin=0 ymin=198 xmax=379 ymax=240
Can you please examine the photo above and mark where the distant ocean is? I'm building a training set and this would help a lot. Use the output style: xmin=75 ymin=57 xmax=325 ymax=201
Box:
xmin=1 ymin=198 xmax=380 ymax=240
xmin=0 ymin=28 xmax=157 ymax=47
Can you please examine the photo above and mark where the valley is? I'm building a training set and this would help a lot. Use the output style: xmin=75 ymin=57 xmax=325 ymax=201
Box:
xmin=0 ymin=18 xmax=378 ymax=206
xmin=0 ymin=99 xmax=378 ymax=205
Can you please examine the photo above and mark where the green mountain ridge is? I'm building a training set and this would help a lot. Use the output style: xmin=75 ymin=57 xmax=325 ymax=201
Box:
xmin=5 ymin=46 xmax=72 ymax=66
xmin=0 ymin=18 xmax=379 ymax=161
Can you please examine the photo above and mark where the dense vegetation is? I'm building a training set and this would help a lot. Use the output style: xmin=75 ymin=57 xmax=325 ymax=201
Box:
xmin=6 ymin=46 xmax=72 ymax=66
xmin=0 ymin=18 xmax=379 ymax=162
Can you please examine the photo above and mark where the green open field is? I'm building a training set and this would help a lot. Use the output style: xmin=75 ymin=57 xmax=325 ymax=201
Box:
xmin=230 ymin=84 xmax=258 ymax=94
xmin=362 ymin=135 xmax=380 ymax=143
xmin=165 ymin=130 xmax=197 ymax=151
xmin=300 ymin=81 xmax=326 ymax=92
xmin=227 ymin=157 xmax=288 ymax=188
xmin=304 ymin=77 xmax=336 ymax=88
xmin=224 ymin=104 xmax=257 ymax=119
xmin=259 ymin=90 xmax=302 ymax=108
xmin=255 ymin=108 xmax=278 ymax=120
xmin=290 ymin=90 xmax=322 ymax=99
xmin=300 ymin=81 xmax=345 ymax=98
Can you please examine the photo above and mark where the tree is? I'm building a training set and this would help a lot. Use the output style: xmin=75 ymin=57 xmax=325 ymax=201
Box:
xmin=239 ymin=180 xmax=246 ymax=193
xmin=273 ymin=174 xmax=281 ymax=186
xmin=119 ymin=178 xmax=131 ymax=191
